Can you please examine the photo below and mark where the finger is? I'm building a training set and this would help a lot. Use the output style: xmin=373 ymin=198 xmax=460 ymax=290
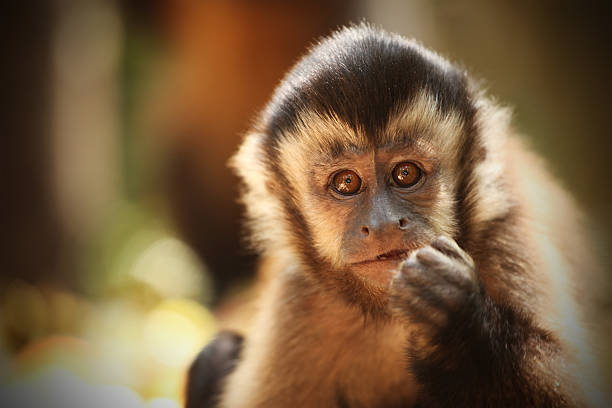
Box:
xmin=414 ymin=246 xmax=476 ymax=290
xmin=431 ymin=236 xmax=474 ymax=267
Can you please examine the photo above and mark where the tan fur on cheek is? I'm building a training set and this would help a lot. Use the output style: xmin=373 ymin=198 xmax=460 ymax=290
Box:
xmin=304 ymin=197 xmax=351 ymax=267
xmin=277 ymin=138 xmax=350 ymax=267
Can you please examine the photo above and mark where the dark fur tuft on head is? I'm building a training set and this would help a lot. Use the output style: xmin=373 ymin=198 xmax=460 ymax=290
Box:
xmin=262 ymin=22 xmax=473 ymax=142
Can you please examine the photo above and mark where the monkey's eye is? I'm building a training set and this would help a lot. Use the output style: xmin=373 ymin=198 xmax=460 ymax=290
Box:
xmin=332 ymin=170 xmax=362 ymax=195
xmin=392 ymin=161 xmax=422 ymax=188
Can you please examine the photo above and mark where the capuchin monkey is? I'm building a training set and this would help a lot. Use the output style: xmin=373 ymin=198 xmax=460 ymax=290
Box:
xmin=186 ymin=23 xmax=607 ymax=407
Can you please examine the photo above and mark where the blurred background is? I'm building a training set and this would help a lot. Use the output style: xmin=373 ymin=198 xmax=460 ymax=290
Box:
xmin=1 ymin=0 xmax=611 ymax=406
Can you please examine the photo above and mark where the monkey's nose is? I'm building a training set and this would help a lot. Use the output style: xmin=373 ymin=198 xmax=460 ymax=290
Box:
xmin=360 ymin=218 xmax=408 ymax=238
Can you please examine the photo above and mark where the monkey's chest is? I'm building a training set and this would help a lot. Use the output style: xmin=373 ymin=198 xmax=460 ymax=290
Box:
xmin=310 ymin=321 xmax=418 ymax=407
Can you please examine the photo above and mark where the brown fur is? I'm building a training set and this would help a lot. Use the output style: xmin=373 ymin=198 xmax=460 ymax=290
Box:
xmin=217 ymin=24 xmax=606 ymax=407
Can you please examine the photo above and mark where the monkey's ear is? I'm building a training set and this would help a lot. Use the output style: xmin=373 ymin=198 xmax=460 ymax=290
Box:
xmin=184 ymin=330 xmax=244 ymax=408
xmin=229 ymin=131 xmax=270 ymax=203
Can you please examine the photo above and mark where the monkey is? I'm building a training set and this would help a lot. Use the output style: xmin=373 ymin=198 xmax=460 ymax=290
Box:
xmin=188 ymin=23 xmax=608 ymax=407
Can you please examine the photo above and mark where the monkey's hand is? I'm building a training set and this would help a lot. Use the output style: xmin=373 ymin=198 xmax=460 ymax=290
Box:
xmin=389 ymin=235 xmax=480 ymax=343
xmin=389 ymin=237 xmax=570 ymax=406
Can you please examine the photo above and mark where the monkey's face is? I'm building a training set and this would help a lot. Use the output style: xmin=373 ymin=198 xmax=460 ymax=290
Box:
xmin=274 ymin=94 xmax=465 ymax=290
xmin=232 ymin=26 xmax=511 ymax=315
xmin=316 ymin=149 xmax=439 ymax=286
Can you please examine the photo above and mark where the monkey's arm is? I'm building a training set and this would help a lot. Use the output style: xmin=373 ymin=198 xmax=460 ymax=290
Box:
xmin=391 ymin=236 xmax=574 ymax=408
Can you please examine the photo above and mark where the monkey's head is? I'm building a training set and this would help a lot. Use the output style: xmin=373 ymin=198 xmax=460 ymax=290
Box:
xmin=232 ymin=24 xmax=511 ymax=316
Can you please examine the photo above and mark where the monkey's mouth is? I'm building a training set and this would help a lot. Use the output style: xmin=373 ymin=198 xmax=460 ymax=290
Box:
xmin=350 ymin=249 xmax=412 ymax=286
xmin=376 ymin=249 xmax=410 ymax=261
xmin=352 ymin=249 xmax=411 ymax=265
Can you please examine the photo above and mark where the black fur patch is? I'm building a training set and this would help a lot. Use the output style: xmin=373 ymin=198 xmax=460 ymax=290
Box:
xmin=409 ymin=292 xmax=565 ymax=407
xmin=185 ymin=331 xmax=244 ymax=408
xmin=262 ymin=23 xmax=474 ymax=147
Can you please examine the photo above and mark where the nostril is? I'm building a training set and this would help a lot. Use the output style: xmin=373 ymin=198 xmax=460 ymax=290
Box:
xmin=360 ymin=226 xmax=370 ymax=236
xmin=399 ymin=218 xmax=408 ymax=229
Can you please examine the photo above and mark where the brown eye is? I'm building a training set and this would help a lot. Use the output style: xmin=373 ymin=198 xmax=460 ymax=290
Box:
xmin=392 ymin=161 xmax=422 ymax=188
xmin=332 ymin=170 xmax=361 ymax=195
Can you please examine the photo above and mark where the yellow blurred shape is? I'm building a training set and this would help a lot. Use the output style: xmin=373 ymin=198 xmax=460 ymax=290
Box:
xmin=81 ymin=299 xmax=150 ymax=388
xmin=130 ymin=236 xmax=211 ymax=301
xmin=143 ymin=299 xmax=216 ymax=368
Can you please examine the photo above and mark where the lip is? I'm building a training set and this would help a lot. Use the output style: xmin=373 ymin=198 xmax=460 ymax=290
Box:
xmin=351 ymin=248 xmax=411 ymax=266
